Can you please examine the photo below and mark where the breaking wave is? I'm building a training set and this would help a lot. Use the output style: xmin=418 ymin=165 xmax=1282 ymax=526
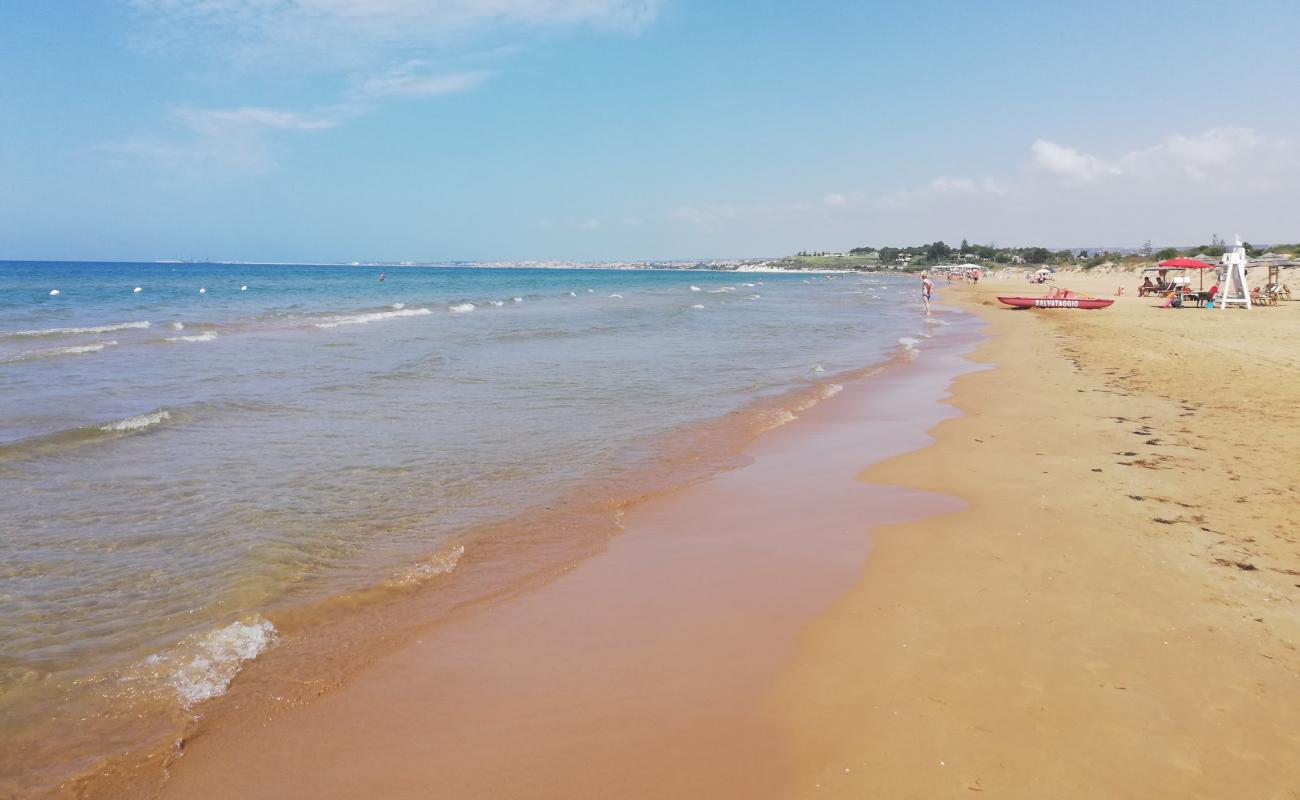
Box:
xmin=313 ymin=308 xmax=433 ymax=328
xmin=166 ymin=331 xmax=218 ymax=343
xmin=1 ymin=340 xmax=119 ymax=363
xmin=100 ymin=410 xmax=170 ymax=432
xmin=0 ymin=407 xmax=177 ymax=463
xmin=3 ymin=321 xmax=150 ymax=338
xmin=140 ymin=617 xmax=278 ymax=708
xmin=448 ymin=303 xmax=476 ymax=313
xmin=390 ymin=544 xmax=466 ymax=587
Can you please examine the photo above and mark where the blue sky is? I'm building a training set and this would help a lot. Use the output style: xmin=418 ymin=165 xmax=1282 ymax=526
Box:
xmin=3 ymin=0 xmax=1298 ymax=262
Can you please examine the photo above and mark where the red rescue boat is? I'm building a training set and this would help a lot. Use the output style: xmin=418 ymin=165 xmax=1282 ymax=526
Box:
xmin=997 ymin=288 xmax=1114 ymax=310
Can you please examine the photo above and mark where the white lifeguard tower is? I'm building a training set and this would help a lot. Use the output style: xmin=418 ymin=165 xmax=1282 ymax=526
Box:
xmin=1219 ymin=237 xmax=1251 ymax=309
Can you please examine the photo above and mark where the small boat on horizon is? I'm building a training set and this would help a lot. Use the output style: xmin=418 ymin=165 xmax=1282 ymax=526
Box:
xmin=997 ymin=288 xmax=1114 ymax=310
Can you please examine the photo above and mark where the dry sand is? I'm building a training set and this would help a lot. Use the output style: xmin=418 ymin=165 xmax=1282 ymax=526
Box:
xmin=778 ymin=273 xmax=1299 ymax=798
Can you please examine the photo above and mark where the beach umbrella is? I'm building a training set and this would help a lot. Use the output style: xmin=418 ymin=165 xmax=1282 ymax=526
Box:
xmin=1249 ymin=253 xmax=1300 ymax=285
xmin=1158 ymin=257 xmax=1216 ymax=291
xmin=1157 ymin=258 xmax=1217 ymax=269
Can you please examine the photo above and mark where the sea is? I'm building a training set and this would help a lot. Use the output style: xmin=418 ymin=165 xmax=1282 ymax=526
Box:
xmin=0 ymin=261 xmax=932 ymax=794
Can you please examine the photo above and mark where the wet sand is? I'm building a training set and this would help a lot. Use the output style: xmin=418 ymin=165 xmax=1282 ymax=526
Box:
xmin=778 ymin=274 xmax=1299 ymax=797
xmin=156 ymin=313 xmax=983 ymax=798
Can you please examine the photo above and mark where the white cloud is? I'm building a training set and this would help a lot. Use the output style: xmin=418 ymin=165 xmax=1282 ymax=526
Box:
xmin=353 ymin=61 xmax=490 ymax=98
xmin=928 ymin=177 xmax=977 ymax=193
xmin=1030 ymin=139 xmax=1116 ymax=184
xmin=872 ymin=175 xmax=1000 ymax=210
xmin=669 ymin=204 xmax=746 ymax=230
xmin=113 ymin=1 xmax=660 ymax=177
xmin=129 ymin=0 xmax=660 ymax=65
xmin=176 ymin=107 xmax=337 ymax=133
xmin=99 ymin=106 xmax=338 ymax=176
xmin=666 ymin=128 xmax=1300 ymax=248
xmin=1032 ymin=128 xmax=1286 ymax=186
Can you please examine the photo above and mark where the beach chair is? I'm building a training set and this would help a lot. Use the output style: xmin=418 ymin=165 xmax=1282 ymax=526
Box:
xmin=1249 ymin=286 xmax=1275 ymax=306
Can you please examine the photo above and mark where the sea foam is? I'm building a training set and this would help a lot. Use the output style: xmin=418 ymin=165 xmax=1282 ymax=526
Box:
xmin=391 ymin=544 xmax=466 ymax=587
xmin=100 ymin=410 xmax=170 ymax=432
xmin=166 ymin=331 xmax=218 ymax=343
xmin=3 ymin=340 xmax=120 ymax=363
xmin=155 ymin=617 xmax=277 ymax=707
xmin=314 ymin=308 xmax=433 ymax=328
xmin=449 ymin=303 xmax=476 ymax=313
xmin=6 ymin=321 xmax=150 ymax=338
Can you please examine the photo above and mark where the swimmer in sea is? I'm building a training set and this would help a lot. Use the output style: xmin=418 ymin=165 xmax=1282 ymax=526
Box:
xmin=379 ymin=272 xmax=386 ymax=282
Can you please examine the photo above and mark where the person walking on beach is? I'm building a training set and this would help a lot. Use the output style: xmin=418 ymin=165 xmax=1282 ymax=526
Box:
xmin=920 ymin=272 xmax=934 ymax=316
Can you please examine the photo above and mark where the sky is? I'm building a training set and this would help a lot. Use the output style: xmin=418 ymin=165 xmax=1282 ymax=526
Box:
xmin=2 ymin=0 xmax=1299 ymax=262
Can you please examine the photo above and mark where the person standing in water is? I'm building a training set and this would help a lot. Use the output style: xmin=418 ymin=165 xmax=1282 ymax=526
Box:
xmin=379 ymin=272 xmax=386 ymax=282
xmin=920 ymin=272 xmax=934 ymax=316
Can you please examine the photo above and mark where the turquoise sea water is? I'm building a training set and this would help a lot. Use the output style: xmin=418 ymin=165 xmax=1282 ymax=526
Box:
xmin=0 ymin=260 xmax=928 ymax=790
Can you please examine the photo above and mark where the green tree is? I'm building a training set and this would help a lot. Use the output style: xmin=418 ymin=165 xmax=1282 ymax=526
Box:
xmin=924 ymin=240 xmax=952 ymax=264
xmin=1141 ymin=240 xmax=1153 ymax=258
xmin=878 ymin=247 xmax=901 ymax=264
xmin=1022 ymin=247 xmax=1052 ymax=264
xmin=959 ymin=238 xmax=970 ymax=253
xmin=1153 ymin=247 xmax=1179 ymax=260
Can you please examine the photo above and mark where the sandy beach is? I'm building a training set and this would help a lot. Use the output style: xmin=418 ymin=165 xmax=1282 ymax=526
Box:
xmin=780 ymin=272 xmax=1299 ymax=797
xmin=79 ymin=272 xmax=1298 ymax=799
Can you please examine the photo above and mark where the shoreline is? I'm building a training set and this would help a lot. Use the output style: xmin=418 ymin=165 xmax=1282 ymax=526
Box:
xmin=37 ymin=302 xmax=964 ymax=798
xmin=24 ymin=361 xmax=886 ymax=799
xmin=40 ymin=272 xmax=1298 ymax=798
xmin=142 ymin=307 xmax=984 ymax=798
xmin=777 ymin=277 xmax=1299 ymax=796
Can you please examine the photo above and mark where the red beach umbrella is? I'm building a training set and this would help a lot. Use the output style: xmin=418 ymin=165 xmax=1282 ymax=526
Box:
xmin=1157 ymin=258 xmax=1217 ymax=269
xmin=1156 ymin=258 xmax=1216 ymax=292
